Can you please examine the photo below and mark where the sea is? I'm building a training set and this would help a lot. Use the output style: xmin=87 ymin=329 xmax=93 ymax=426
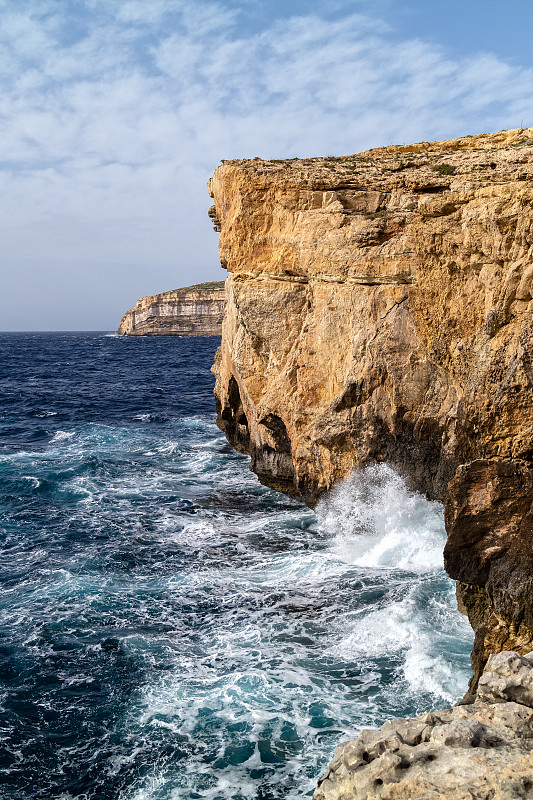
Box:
xmin=0 ymin=332 xmax=474 ymax=800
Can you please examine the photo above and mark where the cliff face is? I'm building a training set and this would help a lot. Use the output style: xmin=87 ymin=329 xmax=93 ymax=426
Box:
xmin=208 ymin=128 xmax=533 ymax=687
xmin=117 ymin=282 xmax=225 ymax=336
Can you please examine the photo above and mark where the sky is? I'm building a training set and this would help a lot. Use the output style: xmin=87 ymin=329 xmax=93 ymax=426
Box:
xmin=1 ymin=0 xmax=533 ymax=330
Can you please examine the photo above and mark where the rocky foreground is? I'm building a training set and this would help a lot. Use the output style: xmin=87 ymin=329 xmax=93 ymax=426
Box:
xmin=315 ymin=651 xmax=533 ymax=800
xmin=207 ymin=128 xmax=533 ymax=688
xmin=117 ymin=281 xmax=225 ymax=335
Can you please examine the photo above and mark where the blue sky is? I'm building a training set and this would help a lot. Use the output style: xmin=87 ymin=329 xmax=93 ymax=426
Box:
xmin=1 ymin=0 xmax=533 ymax=330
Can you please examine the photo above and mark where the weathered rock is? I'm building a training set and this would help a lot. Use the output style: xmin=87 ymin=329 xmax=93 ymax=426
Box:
xmin=446 ymin=461 xmax=533 ymax=688
xmin=117 ymin=282 xmax=225 ymax=335
xmin=314 ymin=651 xmax=533 ymax=800
xmin=477 ymin=651 xmax=533 ymax=707
xmin=207 ymin=128 xmax=533 ymax=683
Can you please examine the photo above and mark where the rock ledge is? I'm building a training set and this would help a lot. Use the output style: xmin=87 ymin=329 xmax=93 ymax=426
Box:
xmin=315 ymin=651 xmax=533 ymax=800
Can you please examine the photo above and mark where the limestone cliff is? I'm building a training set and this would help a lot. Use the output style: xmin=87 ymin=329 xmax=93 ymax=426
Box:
xmin=208 ymin=128 xmax=533 ymax=688
xmin=117 ymin=282 xmax=225 ymax=336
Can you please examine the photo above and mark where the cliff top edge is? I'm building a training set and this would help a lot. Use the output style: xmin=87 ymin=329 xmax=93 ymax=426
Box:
xmin=130 ymin=281 xmax=225 ymax=307
xmin=215 ymin=126 xmax=533 ymax=169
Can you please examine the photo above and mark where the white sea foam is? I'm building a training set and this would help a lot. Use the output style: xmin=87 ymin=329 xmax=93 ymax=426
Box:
xmin=21 ymin=475 xmax=40 ymax=488
xmin=316 ymin=464 xmax=445 ymax=572
xmin=313 ymin=465 xmax=472 ymax=705
xmin=50 ymin=430 xmax=75 ymax=443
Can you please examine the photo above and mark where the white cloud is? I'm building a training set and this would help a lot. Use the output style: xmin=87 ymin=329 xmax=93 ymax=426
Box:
xmin=1 ymin=0 xmax=533 ymax=328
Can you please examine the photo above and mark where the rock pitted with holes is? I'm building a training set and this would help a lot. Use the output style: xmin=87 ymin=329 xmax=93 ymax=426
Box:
xmin=314 ymin=651 xmax=533 ymax=800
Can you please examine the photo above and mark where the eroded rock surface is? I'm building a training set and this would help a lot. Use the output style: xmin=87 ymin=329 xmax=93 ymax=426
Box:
xmin=208 ymin=128 xmax=533 ymax=683
xmin=314 ymin=651 xmax=533 ymax=800
xmin=117 ymin=282 xmax=225 ymax=335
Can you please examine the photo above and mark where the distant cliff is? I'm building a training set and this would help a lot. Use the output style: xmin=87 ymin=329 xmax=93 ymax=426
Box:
xmin=117 ymin=282 xmax=225 ymax=336
xmin=208 ymin=128 xmax=533 ymax=691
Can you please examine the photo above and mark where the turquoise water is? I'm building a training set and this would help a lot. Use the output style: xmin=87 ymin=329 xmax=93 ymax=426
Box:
xmin=0 ymin=333 xmax=473 ymax=799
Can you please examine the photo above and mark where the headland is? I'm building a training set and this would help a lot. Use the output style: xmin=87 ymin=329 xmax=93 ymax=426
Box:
xmin=117 ymin=281 xmax=225 ymax=335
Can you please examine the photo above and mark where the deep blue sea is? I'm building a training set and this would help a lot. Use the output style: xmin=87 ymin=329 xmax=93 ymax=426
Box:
xmin=0 ymin=333 xmax=473 ymax=800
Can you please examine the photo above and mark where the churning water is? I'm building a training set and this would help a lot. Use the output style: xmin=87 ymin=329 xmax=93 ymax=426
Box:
xmin=0 ymin=333 xmax=473 ymax=799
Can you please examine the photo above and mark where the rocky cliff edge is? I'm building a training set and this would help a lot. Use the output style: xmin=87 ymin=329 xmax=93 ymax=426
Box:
xmin=207 ymin=128 xmax=533 ymax=689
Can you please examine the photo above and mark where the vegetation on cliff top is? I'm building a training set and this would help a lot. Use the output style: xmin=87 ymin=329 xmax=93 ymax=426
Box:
xmin=174 ymin=281 xmax=225 ymax=292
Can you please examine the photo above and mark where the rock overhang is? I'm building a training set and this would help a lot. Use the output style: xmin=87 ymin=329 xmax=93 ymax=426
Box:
xmin=208 ymin=128 xmax=533 ymax=688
